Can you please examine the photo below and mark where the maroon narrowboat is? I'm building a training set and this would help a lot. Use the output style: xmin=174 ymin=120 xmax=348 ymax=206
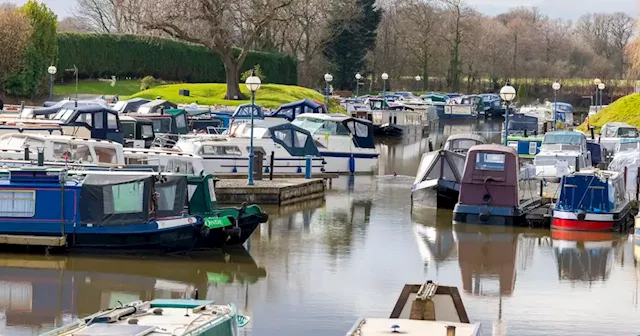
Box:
xmin=453 ymin=144 xmax=541 ymax=226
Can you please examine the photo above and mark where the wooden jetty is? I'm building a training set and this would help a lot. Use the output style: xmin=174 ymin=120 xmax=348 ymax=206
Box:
xmin=215 ymin=178 xmax=325 ymax=205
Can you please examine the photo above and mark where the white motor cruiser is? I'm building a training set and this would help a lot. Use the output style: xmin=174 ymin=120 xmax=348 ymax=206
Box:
xmin=534 ymin=131 xmax=591 ymax=182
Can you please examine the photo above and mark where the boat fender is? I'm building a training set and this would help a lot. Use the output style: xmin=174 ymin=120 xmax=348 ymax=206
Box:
xmin=479 ymin=212 xmax=491 ymax=222
xmin=153 ymin=308 xmax=163 ymax=315
xmin=576 ymin=211 xmax=586 ymax=221
xmin=482 ymin=194 xmax=492 ymax=204
xmin=128 ymin=318 xmax=139 ymax=324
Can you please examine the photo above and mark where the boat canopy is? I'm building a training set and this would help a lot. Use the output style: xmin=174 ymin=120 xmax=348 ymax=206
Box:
xmin=137 ymin=100 xmax=178 ymax=114
xmin=269 ymin=99 xmax=326 ymax=121
xmin=113 ymin=98 xmax=151 ymax=113
xmin=508 ymin=114 xmax=539 ymax=134
xmin=53 ymin=105 xmax=124 ymax=143
xmin=600 ymin=122 xmax=639 ymax=138
xmin=231 ymin=120 xmax=321 ymax=156
xmin=542 ymin=131 xmax=585 ymax=146
xmin=443 ymin=133 xmax=487 ymax=153
xmin=292 ymin=114 xmax=375 ymax=149
xmin=23 ymin=99 xmax=108 ymax=118
xmin=608 ymin=150 xmax=640 ymax=195
xmin=420 ymin=93 xmax=447 ymax=103
xmin=615 ymin=138 xmax=640 ymax=153
xmin=232 ymin=103 xmax=264 ymax=119
xmin=556 ymin=170 xmax=624 ymax=213
xmin=413 ymin=150 xmax=466 ymax=185
xmin=79 ymin=174 xmax=188 ymax=226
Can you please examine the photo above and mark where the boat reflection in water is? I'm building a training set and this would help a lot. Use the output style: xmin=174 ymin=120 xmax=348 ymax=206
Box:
xmin=0 ymin=248 xmax=266 ymax=335
xmin=412 ymin=207 xmax=458 ymax=268
xmin=552 ymin=230 xmax=624 ymax=283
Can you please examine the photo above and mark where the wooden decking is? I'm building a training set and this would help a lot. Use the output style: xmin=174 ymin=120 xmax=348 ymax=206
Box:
xmin=0 ymin=234 xmax=66 ymax=247
xmin=215 ymin=178 xmax=325 ymax=205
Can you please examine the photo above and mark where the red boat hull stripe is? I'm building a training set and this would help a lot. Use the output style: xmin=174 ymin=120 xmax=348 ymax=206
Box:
xmin=552 ymin=218 xmax=614 ymax=231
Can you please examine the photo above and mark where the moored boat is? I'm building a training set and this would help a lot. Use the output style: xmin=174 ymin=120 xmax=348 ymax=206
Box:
xmin=534 ymin=131 xmax=592 ymax=182
xmin=40 ymin=299 xmax=248 ymax=336
xmin=411 ymin=134 xmax=486 ymax=209
xmin=453 ymin=144 xmax=541 ymax=226
xmin=551 ymin=170 xmax=632 ymax=233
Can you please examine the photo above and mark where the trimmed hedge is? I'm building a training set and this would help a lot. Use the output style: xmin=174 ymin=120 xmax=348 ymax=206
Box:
xmin=57 ymin=33 xmax=297 ymax=85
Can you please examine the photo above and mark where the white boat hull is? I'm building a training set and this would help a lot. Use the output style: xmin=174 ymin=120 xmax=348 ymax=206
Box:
xmin=321 ymin=155 xmax=378 ymax=174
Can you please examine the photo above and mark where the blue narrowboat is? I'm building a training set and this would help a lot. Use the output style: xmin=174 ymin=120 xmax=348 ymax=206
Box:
xmin=553 ymin=102 xmax=574 ymax=125
xmin=552 ymin=170 xmax=632 ymax=233
xmin=480 ymin=93 xmax=503 ymax=117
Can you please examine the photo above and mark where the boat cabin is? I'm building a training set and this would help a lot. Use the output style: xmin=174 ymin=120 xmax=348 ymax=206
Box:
xmin=49 ymin=105 xmax=124 ymax=143
xmin=123 ymin=148 xmax=205 ymax=175
xmin=228 ymin=120 xmax=321 ymax=156
xmin=443 ymin=133 xmax=487 ymax=154
xmin=112 ymin=98 xmax=151 ymax=113
xmin=136 ymin=99 xmax=177 ymax=114
xmin=186 ymin=110 xmax=225 ymax=134
xmin=119 ymin=116 xmax=155 ymax=148
xmin=20 ymin=99 xmax=109 ymax=119
xmin=614 ymin=138 xmax=640 ymax=155
xmin=598 ymin=122 xmax=640 ymax=154
xmin=552 ymin=102 xmax=574 ymax=125
xmin=367 ymin=97 xmax=389 ymax=110
xmin=535 ymin=131 xmax=591 ymax=180
xmin=0 ymin=133 xmax=124 ymax=165
xmin=268 ymin=99 xmax=327 ymax=121
xmin=127 ymin=109 xmax=189 ymax=135
xmin=346 ymin=103 xmax=372 ymax=121
xmin=292 ymin=113 xmax=375 ymax=149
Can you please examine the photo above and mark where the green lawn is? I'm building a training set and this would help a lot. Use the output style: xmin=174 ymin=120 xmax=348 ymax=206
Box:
xmin=130 ymin=83 xmax=342 ymax=111
xmin=54 ymin=79 xmax=141 ymax=96
xmin=577 ymin=93 xmax=640 ymax=132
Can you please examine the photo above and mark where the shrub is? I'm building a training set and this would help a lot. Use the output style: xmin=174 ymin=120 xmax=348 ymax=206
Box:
xmin=140 ymin=75 xmax=157 ymax=90
xmin=240 ymin=65 xmax=266 ymax=82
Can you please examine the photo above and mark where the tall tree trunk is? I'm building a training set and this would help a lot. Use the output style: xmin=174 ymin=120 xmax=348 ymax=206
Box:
xmin=221 ymin=56 xmax=245 ymax=100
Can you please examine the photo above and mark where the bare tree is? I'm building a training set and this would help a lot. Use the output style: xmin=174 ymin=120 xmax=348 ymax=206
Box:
xmin=608 ymin=12 xmax=634 ymax=77
xmin=58 ymin=17 xmax=91 ymax=32
xmin=438 ymin=0 xmax=473 ymax=92
xmin=74 ymin=0 xmax=142 ymax=33
xmin=134 ymin=0 xmax=293 ymax=100
xmin=0 ymin=7 xmax=32 ymax=95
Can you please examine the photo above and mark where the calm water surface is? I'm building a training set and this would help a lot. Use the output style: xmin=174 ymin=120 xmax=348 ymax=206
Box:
xmin=1 ymin=120 xmax=639 ymax=336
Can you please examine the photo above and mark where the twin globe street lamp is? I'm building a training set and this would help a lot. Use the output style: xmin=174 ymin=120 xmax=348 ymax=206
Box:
xmin=47 ymin=65 xmax=57 ymax=100
xmin=245 ymin=70 xmax=261 ymax=186
xmin=552 ymin=82 xmax=561 ymax=130
xmin=500 ymin=82 xmax=516 ymax=146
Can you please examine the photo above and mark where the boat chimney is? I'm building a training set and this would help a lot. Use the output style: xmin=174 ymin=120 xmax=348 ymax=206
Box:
xmin=575 ymin=156 xmax=580 ymax=172
xmin=446 ymin=325 xmax=456 ymax=336
xmin=24 ymin=146 xmax=29 ymax=161
xmin=524 ymin=129 xmax=527 ymax=137
xmin=590 ymin=126 xmax=595 ymax=140
xmin=37 ymin=148 xmax=44 ymax=166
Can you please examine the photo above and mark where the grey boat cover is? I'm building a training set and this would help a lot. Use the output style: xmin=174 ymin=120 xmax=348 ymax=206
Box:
xmin=413 ymin=150 xmax=466 ymax=187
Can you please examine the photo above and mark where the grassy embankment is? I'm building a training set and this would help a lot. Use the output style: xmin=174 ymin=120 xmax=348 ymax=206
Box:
xmin=54 ymin=80 xmax=344 ymax=112
xmin=577 ymin=93 xmax=640 ymax=133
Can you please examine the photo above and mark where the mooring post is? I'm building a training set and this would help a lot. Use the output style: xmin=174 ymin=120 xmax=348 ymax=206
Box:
xmin=305 ymin=155 xmax=312 ymax=179
xmin=624 ymin=166 xmax=628 ymax=190
xmin=539 ymin=180 xmax=543 ymax=197
xmin=269 ymin=151 xmax=275 ymax=181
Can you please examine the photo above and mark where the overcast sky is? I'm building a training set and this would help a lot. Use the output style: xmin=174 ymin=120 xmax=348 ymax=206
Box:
xmin=3 ymin=0 xmax=637 ymax=20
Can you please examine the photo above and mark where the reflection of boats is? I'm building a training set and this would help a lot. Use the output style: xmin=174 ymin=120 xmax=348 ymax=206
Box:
xmin=43 ymin=298 xmax=247 ymax=336
xmin=551 ymin=230 xmax=621 ymax=282
xmin=412 ymin=208 xmax=457 ymax=266
xmin=454 ymin=225 xmax=519 ymax=296
xmin=0 ymin=248 xmax=266 ymax=330
xmin=347 ymin=281 xmax=481 ymax=335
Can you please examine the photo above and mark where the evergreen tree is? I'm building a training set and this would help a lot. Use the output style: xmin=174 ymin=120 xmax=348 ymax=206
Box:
xmin=324 ymin=0 xmax=381 ymax=90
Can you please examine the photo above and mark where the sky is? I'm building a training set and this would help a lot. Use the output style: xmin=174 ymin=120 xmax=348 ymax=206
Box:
xmin=2 ymin=0 xmax=637 ymax=20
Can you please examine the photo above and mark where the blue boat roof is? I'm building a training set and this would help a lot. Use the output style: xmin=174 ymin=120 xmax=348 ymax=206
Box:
xmin=619 ymin=138 xmax=640 ymax=143
xmin=232 ymin=103 xmax=264 ymax=119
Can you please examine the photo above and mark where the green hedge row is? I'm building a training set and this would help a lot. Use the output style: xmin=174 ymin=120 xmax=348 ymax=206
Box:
xmin=57 ymin=33 xmax=297 ymax=85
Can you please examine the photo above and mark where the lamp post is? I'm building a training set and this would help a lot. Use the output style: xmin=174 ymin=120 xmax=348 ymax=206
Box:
xmin=355 ymin=73 xmax=362 ymax=98
xmin=598 ymin=83 xmax=605 ymax=109
xmin=47 ymin=65 xmax=57 ymax=100
xmin=552 ymin=82 xmax=561 ymax=130
xmin=500 ymin=82 xmax=516 ymax=146
xmin=245 ymin=70 xmax=261 ymax=186
xmin=415 ymin=75 xmax=422 ymax=92
xmin=381 ymin=72 xmax=389 ymax=106
xmin=593 ymin=78 xmax=601 ymax=113
xmin=324 ymin=73 xmax=333 ymax=109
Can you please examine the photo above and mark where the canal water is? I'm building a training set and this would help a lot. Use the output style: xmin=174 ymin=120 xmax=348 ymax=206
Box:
xmin=1 ymin=120 xmax=639 ymax=336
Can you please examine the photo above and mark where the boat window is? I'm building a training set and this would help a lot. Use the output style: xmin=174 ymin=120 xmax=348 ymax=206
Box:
xmin=292 ymin=118 xmax=323 ymax=134
xmin=475 ymin=153 xmax=505 ymax=171
xmin=274 ymin=129 xmax=293 ymax=147
xmin=619 ymin=142 xmax=640 ymax=152
xmin=175 ymin=114 xmax=187 ymax=129
xmin=199 ymin=145 xmax=242 ymax=156
xmin=60 ymin=109 xmax=75 ymax=123
xmin=345 ymin=121 xmax=369 ymax=137
xmin=52 ymin=142 xmax=71 ymax=160
xmin=107 ymin=113 xmax=118 ymax=129
xmin=0 ymin=190 xmax=35 ymax=217
xmin=618 ymin=127 xmax=639 ymax=138
xmin=95 ymin=146 xmax=118 ymax=163
xmin=543 ymin=133 xmax=582 ymax=145
xmin=152 ymin=119 xmax=172 ymax=133
xmin=121 ymin=121 xmax=135 ymax=139
xmin=279 ymin=108 xmax=293 ymax=120
xmin=141 ymin=124 xmax=154 ymax=139
xmin=451 ymin=139 xmax=477 ymax=151
xmin=94 ymin=112 xmax=104 ymax=129
xmin=71 ymin=144 xmax=92 ymax=162
xmin=156 ymin=183 xmax=177 ymax=211
xmin=247 ymin=146 xmax=266 ymax=155
xmin=105 ymin=181 xmax=144 ymax=214
xmin=294 ymin=132 xmax=309 ymax=148
xmin=75 ymin=112 xmax=93 ymax=127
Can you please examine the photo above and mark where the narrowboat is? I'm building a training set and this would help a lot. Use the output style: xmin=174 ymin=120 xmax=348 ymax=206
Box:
xmin=507 ymin=134 xmax=543 ymax=159
xmin=41 ymin=299 xmax=248 ymax=336
xmin=596 ymin=122 xmax=640 ymax=156
xmin=551 ymin=170 xmax=632 ymax=233
xmin=0 ymin=167 xmax=267 ymax=251
xmin=437 ymin=95 xmax=483 ymax=119
xmin=411 ymin=134 xmax=486 ymax=209
xmin=371 ymin=105 xmax=427 ymax=137
xmin=479 ymin=93 xmax=503 ymax=117
xmin=292 ymin=113 xmax=379 ymax=174
xmin=453 ymin=144 xmax=541 ymax=226
xmin=346 ymin=280 xmax=481 ymax=336
xmin=534 ymin=131 xmax=592 ymax=182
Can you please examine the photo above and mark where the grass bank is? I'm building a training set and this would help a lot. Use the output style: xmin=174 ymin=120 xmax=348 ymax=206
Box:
xmin=130 ymin=83 xmax=342 ymax=111
xmin=577 ymin=93 xmax=640 ymax=132
xmin=54 ymin=79 xmax=141 ymax=96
